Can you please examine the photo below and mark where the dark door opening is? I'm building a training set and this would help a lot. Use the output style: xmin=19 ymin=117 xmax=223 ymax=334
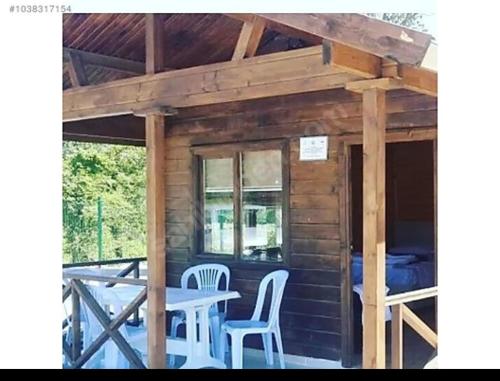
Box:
xmin=347 ymin=140 xmax=437 ymax=367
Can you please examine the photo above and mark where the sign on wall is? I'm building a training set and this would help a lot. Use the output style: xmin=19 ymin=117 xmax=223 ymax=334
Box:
xmin=299 ymin=136 xmax=328 ymax=161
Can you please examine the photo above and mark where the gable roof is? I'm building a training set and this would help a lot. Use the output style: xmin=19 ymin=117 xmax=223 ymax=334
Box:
xmin=63 ymin=13 xmax=436 ymax=89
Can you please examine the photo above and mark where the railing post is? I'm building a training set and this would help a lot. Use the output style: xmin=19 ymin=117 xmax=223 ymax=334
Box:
xmin=97 ymin=197 xmax=104 ymax=262
xmin=71 ymin=280 xmax=81 ymax=362
xmin=133 ymin=260 xmax=140 ymax=326
xmin=391 ymin=304 xmax=403 ymax=369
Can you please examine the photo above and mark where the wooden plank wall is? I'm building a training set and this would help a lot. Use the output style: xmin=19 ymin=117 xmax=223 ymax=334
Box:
xmin=162 ymin=88 xmax=437 ymax=361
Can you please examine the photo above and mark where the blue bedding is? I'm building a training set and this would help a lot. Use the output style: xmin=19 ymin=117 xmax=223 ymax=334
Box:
xmin=351 ymin=252 xmax=435 ymax=294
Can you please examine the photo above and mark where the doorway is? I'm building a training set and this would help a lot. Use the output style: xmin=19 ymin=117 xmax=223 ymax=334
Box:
xmin=340 ymin=138 xmax=437 ymax=368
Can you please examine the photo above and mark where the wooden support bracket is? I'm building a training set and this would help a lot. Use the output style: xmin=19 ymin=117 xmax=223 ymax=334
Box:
xmin=345 ymin=77 xmax=403 ymax=94
xmin=133 ymin=106 xmax=178 ymax=118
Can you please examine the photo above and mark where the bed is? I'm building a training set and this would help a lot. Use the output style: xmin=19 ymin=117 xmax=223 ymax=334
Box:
xmin=351 ymin=221 xmax=436 ymax=294
xmin=351 ymin=252 xmax=435 ymax=294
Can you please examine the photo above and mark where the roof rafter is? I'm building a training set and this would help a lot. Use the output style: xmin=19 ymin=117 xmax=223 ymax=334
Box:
xmin=63 ymin=47 xmax=146 ymax=75
xmin=67 ymin=51 xmax=88 ymax=87
xmin=232 ymin=16 xmax=266 ymax=60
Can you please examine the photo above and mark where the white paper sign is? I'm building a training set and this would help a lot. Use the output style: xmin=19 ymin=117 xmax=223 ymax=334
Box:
xmin=300 ymin=136 xmax=328 ymax=161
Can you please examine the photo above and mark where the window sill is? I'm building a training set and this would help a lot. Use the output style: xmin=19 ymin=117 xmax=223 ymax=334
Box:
xmin=191 ymin=255 xmax=288 ymax=270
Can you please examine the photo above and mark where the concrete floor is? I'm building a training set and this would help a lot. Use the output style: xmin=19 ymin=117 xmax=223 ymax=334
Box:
xmin=169 ymin=349 xmax=342 ymax=369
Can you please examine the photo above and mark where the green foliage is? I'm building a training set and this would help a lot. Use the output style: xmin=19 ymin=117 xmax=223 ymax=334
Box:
xmin=366 ymin=13 xmax=428 ymax=33
xmin=63 ymin=141 xmax=146 ymax=264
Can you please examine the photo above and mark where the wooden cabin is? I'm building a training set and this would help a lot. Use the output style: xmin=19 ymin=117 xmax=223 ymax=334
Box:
xmin=63 ymin=13 xmax=438 ymax=369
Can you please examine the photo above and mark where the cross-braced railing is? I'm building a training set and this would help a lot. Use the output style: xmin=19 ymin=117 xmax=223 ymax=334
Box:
xmin=63 ymin=258 xmax=145 ymax=331
xmin=385 ymin=286 xmax=438 ymax=369
xmin=62 ymin=258 xmax=148 ymax=369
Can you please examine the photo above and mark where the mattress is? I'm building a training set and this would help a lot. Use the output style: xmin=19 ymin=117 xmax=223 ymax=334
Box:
xmin=351 ymin=255 xmax=435 ymax=294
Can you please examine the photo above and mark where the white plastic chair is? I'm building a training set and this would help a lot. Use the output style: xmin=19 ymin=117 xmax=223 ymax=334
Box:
xmin=353 ymin=283 xmax=392 ymax=323
xmin=80 ymin=285 xmax=149 ymax=368
xmin=62 ymin=268 xmax=105 ymax=365
xmin=169 ymin=264 xmax=230 ymax=368
xmin=219 ymin=269 xmax=289 ymax=369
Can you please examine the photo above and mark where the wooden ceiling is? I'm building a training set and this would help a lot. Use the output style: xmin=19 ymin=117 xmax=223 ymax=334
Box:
xmin=62 ymin=13 xmax=312 ymax=89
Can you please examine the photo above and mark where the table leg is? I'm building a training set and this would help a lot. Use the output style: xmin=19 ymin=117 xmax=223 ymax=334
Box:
xmin=180 ymin=306 xmax=227 ymax=369
xmin=198 ymin=305 xmax=211 ymax=357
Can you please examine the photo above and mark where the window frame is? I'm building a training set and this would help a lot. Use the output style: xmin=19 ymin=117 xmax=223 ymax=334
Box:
xmin=192 ymin=140 xmax=290 ymax=266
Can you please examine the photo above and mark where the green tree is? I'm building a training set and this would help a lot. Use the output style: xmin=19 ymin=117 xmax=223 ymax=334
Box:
xmin=63 ymin=141 xmax=146 ymax=263
xmin=366 ymin=13 xmax=428 ymax=33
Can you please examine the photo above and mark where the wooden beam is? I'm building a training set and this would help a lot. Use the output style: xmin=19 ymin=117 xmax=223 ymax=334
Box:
xmin=402 ymin=305 xmax=438 ymax=348
xmin=232 ymin=17 xmax=266 ymax=60
xmin=381 ymin=60 xmax=437 ymax=97
xmin=256 ymin=13 xmax=433 ymax=65
xmin=67 ymin=51 xmax=88 ymax=87
xmin=133 ymin=106 xmax=178 ymax=118
xmin=323 ymin=40 xmax=381 ymax=79
xmin=63 ymin=46 xmax=359 ymax=121
xmin=63 ymin=132 xmax=145 ymax=147
xmin=226 ymin=14 xmax=437 ymax=96
xmin=145 ymin=13 xmax=166 ymax=370
xmin=145 ymin=14 xmax=165 ymax=74
xmin=385 ymin=286 xmax=438 ymax=307
xmin=225 ymin=13 xmax=321 ymax=45
xmin=346 ymin=77 xmax=403 ymax=93
xmin=398 ymin=65 xmax=437 ymax=97
xmin=361 ymin=87 xmax=387 ymax=369
xmin=63 ymin=47 xmax=145 ymax=75
xmin=63 ymin=115 xmax=146 ymax=145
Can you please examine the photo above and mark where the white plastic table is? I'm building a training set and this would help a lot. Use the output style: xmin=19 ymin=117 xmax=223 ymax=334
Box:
xmin=95 ymin=285 xmax=240 ymax=369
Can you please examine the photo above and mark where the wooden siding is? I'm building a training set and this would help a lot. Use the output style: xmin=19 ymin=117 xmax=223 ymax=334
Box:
xmin=163 ymin=87 xmax=437 ymax=361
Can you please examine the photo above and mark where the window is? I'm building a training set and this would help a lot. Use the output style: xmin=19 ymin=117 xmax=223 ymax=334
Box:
xmin=203 ymin=158 xmax=234 ymax=255
xmin=194 ymin=142 xmax=288 ymax=263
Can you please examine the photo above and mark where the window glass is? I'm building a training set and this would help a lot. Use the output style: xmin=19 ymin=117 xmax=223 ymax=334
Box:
xmin=203 ymin=158 xmax=234 ymax=255
xmin=241 ymin=150 xmax=283 ymax=262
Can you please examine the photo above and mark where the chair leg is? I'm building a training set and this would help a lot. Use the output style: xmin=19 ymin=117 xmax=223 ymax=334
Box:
xmin=273 ymin=328 xmax=285 ymax=369
xmin=209 ymin=315 xmax=220 ymax=358
xmin=230 ymin=332 xmax=244 ymax=369
xmin=224 ymin=328 xmax=229 ymax=354
xmin=169 ymin=317 xmax=183 ymax=368
xmin=262 ymin=332 xmax=274 ymax=366
xmin=218 ymin=329 xmax=227 ymax=362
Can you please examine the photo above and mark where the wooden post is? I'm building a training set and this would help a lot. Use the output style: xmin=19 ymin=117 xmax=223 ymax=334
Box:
xmin=391 ymin=304 xmax=403 ymax=369
xmin=362 ymin=87 xmax=387 ymax=369
xmin=71 ymin=281 xmax=81 ymax=362
xmin=146 ymin=112 xmax=166 ymax=368
xmin=145 ymin=13 xmax=166 ymax=369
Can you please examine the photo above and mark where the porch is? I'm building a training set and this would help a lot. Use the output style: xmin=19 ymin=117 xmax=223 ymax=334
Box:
xmin=62 ymin=13 xmax=438 ymax=369
xmin=62 ymin=259 xmax=437 ymax=369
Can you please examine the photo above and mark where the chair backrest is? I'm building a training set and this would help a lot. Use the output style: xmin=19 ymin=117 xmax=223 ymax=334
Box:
xmin=81 ymin=285 xmax=131 ymax=342
xmin=353 ymin=284 xmax=390 ymax=301
xmin=353 ymin=283 xmax=392 ymax=322
xmin=63 ymin=268 xmax=109 ymax=328
xmin=251 ymin=270 xmax=289 ymax=328
xmin=180 ymin=264 xmax=231 ymax=313
xmin=81 ymin=285 xmax=134 ymax=368
xmin=80 ymin=285 xmax=106 ymax=342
